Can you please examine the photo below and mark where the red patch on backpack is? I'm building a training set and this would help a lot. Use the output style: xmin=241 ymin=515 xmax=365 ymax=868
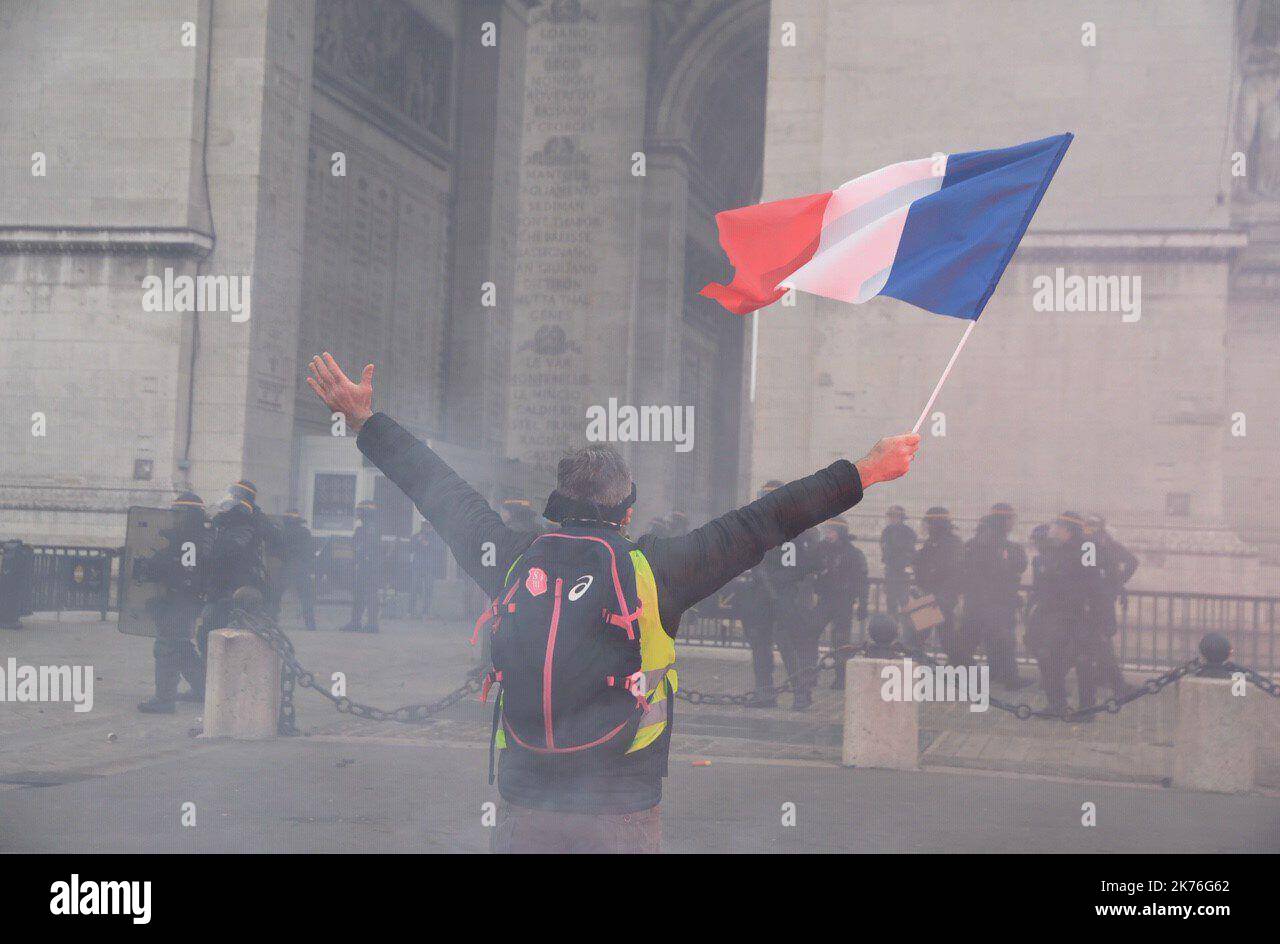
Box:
xmin=525 ymin=566 xmax=548 ymax=597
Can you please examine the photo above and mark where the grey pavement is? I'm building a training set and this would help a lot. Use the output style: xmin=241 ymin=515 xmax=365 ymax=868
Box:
xmin=1 ymin=611 xmax=1278 ymax=853
xmin=2 ymin=736 xmax=1277 ymax=853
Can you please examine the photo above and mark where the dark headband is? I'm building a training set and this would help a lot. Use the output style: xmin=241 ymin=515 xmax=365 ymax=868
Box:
xmin=543 ymin=483 xmax=637 ymax=527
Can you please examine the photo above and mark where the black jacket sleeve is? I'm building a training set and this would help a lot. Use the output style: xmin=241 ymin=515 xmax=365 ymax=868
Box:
xmin=356 ymin=413 xmax=534 ymax=598
xmin=637 ymin=460 xmax=863 ymax=632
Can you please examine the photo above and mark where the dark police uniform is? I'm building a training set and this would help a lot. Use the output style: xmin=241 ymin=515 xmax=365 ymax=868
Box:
xmin=198 ymin=482 xmax=270 ymax=655
xmin=737 ymin=482 xmax=784 ymax=704
xmin=738 ymin=481 xmax=822 ymax=708
xmin=343 ymin=500 xmax=381 ymax=633
xmin=1026 ymin=512 xmax=1100 ymax=713
xmin=879 ymin=507 xmax=916 ymax=615
xmin=961 ymin=511 xmax=1028 ymax=687
xmin=737 ymin=562 xmax=779 ymax=703
xmin=814 ymin=520 xmax=869 ymax=689
xmin=278 ymin=511 xmax=317 ymax=631
xmin=913 ymin=507 xmax=965 ymax=662
xmin=1085 ymin=517 xmax=1138 ymax=696
xmin=768 ymin=527 xmax=824 ymax=708
xmin=138 ymin=492 xmax=209 ymax=712
xmin=500 ymin=497 xmax=545 ymax=535
xmin=409 ymin=526 xmax=435 ymax=618
xmin=253 ymin=505 xmax=283 ymax=612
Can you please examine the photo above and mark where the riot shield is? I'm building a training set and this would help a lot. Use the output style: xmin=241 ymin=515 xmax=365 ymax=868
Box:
xmin=0 ymin=540 xmax=34 ymax=628
xmin=117 ymin=506 xmax=178 ymax=637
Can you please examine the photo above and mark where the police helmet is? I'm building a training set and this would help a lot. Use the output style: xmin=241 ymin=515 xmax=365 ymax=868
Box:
xmin=758 ymin=479 xmax=784 ymax=499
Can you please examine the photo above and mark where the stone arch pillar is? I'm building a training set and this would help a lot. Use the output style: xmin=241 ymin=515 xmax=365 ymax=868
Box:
xmin=630 ymin=0 xmax=769 ymax=527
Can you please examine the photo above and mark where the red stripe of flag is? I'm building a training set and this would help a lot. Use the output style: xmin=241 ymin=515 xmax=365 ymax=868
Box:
xmin=698 ymin=191 xmax=833 ymax=315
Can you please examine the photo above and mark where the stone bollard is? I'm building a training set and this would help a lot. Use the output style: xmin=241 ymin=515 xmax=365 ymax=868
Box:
xmin=203 ymin=628 xmax=281 ymax=739
xmin=1172 ymin=634 xmax=1257 ymax=794
xmin=842 ymin=614 xmax=918 ymax=770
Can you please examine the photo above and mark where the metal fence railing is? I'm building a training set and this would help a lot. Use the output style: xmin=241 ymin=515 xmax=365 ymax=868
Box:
xmin=680 ymin=576 xmax=1280 ymax=677
xmin=1113 ymin=588 xmax=1278 ymax=675
xmin=6 ymin=540 xmax=1279 ymax=675
xmin=29 ymin=545 xmax=116 ymax=619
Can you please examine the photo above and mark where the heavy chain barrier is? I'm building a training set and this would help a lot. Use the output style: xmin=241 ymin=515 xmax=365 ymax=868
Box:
xmin=230 ymin=607 xmax=1278 ymax=735
xmin=673 ymin=640 xmax=1280 ymax=722
xmin=994 ymin=659 xmax=1201 ymax=721
xmin=905 ymin=644 xmax=1203 ymax=722
xmin=231 ymin=606 xmax=485 ymax=735
xmin=676 ymin=644 xmax=869 ymax=707
xmin=1223 ymin=662 xmax=1280 ymax=698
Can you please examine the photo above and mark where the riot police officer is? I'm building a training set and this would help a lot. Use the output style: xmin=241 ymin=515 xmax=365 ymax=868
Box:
xmin=198 ymin=480 xmax=270 ymax=655
xmin=1026 ymin=511 xmax=1098 ymax=715
xmin=251 ymin=490 xmax=282 ymax=612
xmin=342 ymin=499 xmax=381 ymax=633
xmin=409 ymin=522 xmax=436 ymax=618
xmin=880 ymin=505 xmax=916 ymax=615
xmin=914 ymin=507 xmax=965 ymax=662
xmin=815 ymin=517 xmax=869 ymax=689
xmin=738 ymin=482 xmax=786 ymax=706
xmin=739 ymin=482 xmax=824 ymax=709
xmin=137 ymin=491 xmax=209 ymax=713
xmin=737 ymin=481 xmax=815 ymax=707
xmin=1028 ymin=523 xmax=1052 ymax=585
xmin=774 ymin=524 xmax=824 ymax=709
xmin=278 ymin=510 xmax=317 ymax=631
xmin=646 ymin=517 xmax=671 ymax=539
xmin=500 ymin=496 xmax=543 ymax=533
xmin=1084 ymin=514 xmax=1138 ymax=698
xmin=961 ymin=504 xmax=1029 ymax=688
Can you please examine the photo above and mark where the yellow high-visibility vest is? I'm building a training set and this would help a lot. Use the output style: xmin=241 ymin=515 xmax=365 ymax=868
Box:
xmin=493 ymin=547 xmax=678 ymax=755
xmin=625 ymin=548 xmax=678 ymax=753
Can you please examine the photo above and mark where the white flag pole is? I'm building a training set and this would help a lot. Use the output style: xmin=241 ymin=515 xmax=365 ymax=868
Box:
xmin=911 ymin=319 xmax=977 ymax=434
xmin=749 ymin=309 xmax=759 ymax=403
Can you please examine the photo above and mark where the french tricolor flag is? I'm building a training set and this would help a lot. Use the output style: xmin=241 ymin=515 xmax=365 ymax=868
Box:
xmin=700 ymin=133 xmax=1073 ymax=320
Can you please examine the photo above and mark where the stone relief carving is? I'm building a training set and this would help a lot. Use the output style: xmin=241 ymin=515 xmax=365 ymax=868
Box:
xmin=527 ymin=135 xmax=589 ymax=166
xmin=518 ymin=325 xmax=583 ymax=357
xmin=530 ymin=0 xmax=598 ymax=25
xmin=314 ymin=0 xmax=452 ymax=144
xmin=1235 ymin=0 xmax=1280 ymax=201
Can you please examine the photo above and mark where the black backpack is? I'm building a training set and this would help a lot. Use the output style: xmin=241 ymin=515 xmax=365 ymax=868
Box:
xmin=473 ymin=531 xmax=648 ymax=783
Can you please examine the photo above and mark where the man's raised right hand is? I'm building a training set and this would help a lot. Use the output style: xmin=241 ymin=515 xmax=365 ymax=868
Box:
xmin=306 ymin=353 xmax=375 ymax=433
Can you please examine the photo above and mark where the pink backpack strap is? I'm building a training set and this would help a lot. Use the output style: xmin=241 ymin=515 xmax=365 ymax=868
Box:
xmin=603 ymin=600 xmax=643 ymax=640
xmin=480 ymin=669 xmax=502 ymax=703
xmin=606 ymin=671 xmax=650 ymax=713
xmin=471 ymin=582 xmax=520 ymax=645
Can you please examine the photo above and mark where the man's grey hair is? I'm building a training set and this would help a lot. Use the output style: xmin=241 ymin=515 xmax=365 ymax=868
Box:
xmin=557 ymin=444 xmax=632 ymax=507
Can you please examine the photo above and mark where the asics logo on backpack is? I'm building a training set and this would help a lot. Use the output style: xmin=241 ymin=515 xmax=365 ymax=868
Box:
xmin=567 ymin=574 xmax=593 ymax=601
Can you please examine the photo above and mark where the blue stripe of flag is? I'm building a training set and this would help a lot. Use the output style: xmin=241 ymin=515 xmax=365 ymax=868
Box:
xmin=880 ymin=133 xmax=1074 ymax=320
